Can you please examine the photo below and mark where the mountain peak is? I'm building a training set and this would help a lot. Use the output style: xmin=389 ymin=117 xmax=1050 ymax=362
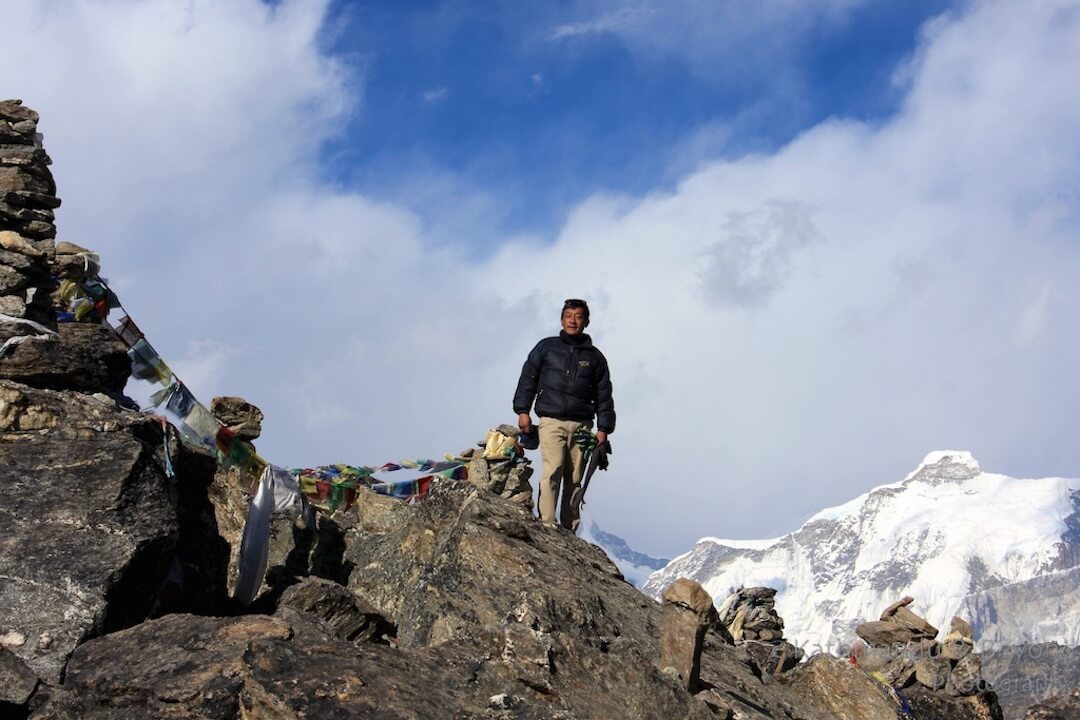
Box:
xmin=905 ymin=450 xmax=982 ymax=484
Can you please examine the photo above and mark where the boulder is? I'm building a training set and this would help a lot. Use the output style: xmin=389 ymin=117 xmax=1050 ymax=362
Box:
xmin=779 ymin=654 xmax=912 ymax=719
xmin=661 ymin=579 xmax=716 ymax=690
xmin=0 ymin=322 xmax=130 ymax=392
xmin=949 ymin=615 xmax=975 ymax=642
xmin=889 ymin=604 xmax=938 ymax=639
xmin=0 ymin=381 xmax=179 ymax=683
xmin=743 ymin=639 xmax=805 ymax=676
xmin=856 ymin=619 xmax=927 ymax=647
xmin=210 ymin=395 xmax=263 ymax=440
xmin=915 ymin=656 xmax=952 ymax=690
xmin=905 ymin=684 xmax=1005 ymax=720
xmin=879 ymin=654 xmax=917 ymax=688
xmin=948 ymin=652 xmax=984 ymax=697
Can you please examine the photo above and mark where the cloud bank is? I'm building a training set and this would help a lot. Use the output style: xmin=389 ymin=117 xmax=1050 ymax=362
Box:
xmin=3 ymin=0 xmax=1079 ymax=555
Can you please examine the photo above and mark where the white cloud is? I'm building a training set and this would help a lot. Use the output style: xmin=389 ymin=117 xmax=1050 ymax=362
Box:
xmin=421 ymin=86 xmax=448 ymax=103
xmin=549 ymin=6 xmax=656 ymax=40
xmin=3 ymin=0 xmax=1080 ymax=557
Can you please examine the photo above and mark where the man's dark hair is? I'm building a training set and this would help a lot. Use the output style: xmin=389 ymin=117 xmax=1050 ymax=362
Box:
xmin=562 ymin=298 xmax=590 ymax=325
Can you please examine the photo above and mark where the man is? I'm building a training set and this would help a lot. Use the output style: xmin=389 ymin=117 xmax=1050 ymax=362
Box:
xmin=514 ymin=299 xmax=616 ymax=530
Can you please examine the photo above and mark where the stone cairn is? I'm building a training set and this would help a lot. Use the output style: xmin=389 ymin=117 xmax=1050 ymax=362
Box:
xmin=716 ymin=586 xmax=804 ymax=676
xmin=460 ymin=424 xmax=535 ymax=509
xmin=853 ymin=596 xmax=987 ymax=697
xmin=0 ymin=99 xmax=58 ymax=349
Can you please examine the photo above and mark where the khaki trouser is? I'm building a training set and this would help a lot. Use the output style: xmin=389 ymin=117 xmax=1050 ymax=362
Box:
xmin=537 ymin=417 xmax=592 ymax=530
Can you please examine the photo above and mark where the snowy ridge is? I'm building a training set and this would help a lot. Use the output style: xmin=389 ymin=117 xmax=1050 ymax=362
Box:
xmin=582 ymin=518 xmax=670 ymax=587
xmin=643 ymin=452 xmax=1080 ymax=655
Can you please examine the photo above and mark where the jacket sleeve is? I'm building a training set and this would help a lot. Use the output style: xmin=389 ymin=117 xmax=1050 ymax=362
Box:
xmin=513 ymin=341 xmax=544 ymax=415
xmin=595 ymin=353 xmax=616 ymax=433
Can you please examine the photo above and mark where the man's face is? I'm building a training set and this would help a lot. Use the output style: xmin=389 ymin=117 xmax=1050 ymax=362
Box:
xmin=561 ymin=307 xmax=587 ymax=335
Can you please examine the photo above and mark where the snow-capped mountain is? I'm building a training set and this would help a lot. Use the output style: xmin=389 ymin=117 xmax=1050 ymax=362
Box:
xmin=643 ymin=451 xmax=1080 ymax=655
xmin=583 ymin=520 xmax=670 ymax=586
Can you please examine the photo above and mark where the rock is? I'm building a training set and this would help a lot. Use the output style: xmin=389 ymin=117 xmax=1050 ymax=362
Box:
xmin=0 ymin=230 xmax=44 ymax=257
xmin=881 ymin=596 xmax=915 ymax=619
xmin=52 ymin=251 xmax=99 ymax=279
xmin=948 ymin=652 xmax=984 ymax=697
xmin=0 ymin=646 xmax=39 ymax=713
xmin=0 ymin=381 xmax=180 ymax=683
xmin=0 ymin=166 xmax=54 ymax=197
xmin=889 ymin=604 xmax=938 ymax=638
xmin=915 ymin=656 xmax=952 ymax=690
xmin=276 ymin=577 xmax=395 ymax=645
xmin=0 ymin=100 xmax=40 ymax=124
xmin=880 ymin=654 xmax=917 ymax=688
xmin=942 ymin=636 xmax=974 ymax=662
xmin=856 ymin=619 xmax=928 ymax=647
xmin=716 ymin=586 xmax=787 ymax=645
xmin=0 ymin=292 xmax=26 ymax=316
xmin=4 ymin=190 xmax=61 ymax=209
xmin=210 ymin=395 xmax=263 ymax=440
xmin=661 ymin=579 xmax=715 ymax=691
xmin=780 ymin=654 xmax=912 ymax=719
xmin=54 ymin=241 xmax=91 ymax=255
xmin=949 ymin=615 xmax=975 ymax=642
xmin=743 ymin=639 xmax=805 ymax=676
xmin=467 ymin=455 xmax=535 ymax=508
xmin=0 ymin=323 xmax=130 ymax=392
xmin=905 ymin=684 xmax=1005 ymax=720
xmin=663 ymin=578 xmax=716 ymax=615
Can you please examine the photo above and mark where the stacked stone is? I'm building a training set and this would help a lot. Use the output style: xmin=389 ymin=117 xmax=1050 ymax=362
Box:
xmin=0 ymin=99 xmax=57 ymax=341
xmin=719 ymin=586 xmax=785 ymax=641
xmin=717 ymin=586 xmax=805 ymax=675
xmin=854 ymin=596 xmax=987 ymax=697
xmin=463 ymin=425 xmax=535 ymax=509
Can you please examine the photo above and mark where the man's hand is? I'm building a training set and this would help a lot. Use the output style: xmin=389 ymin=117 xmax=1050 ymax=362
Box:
xmin=518 ymin=413 xmax=533 ymax=433
xmin=596 ymin=431 xmax=608 ymax=444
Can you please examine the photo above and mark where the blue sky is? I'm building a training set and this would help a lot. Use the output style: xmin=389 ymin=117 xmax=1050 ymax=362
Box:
xmin=4 ymin=0 xmax=1080 ymax=557
xmin=325 ymin=0 xmax=950 ymax=236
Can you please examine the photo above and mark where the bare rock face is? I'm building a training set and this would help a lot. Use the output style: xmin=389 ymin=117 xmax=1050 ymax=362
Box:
xmin=0 ymin=381 xmax=178 ymax=683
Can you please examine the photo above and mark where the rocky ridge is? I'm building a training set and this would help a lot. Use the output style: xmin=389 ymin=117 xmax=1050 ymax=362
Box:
xmin=0 ymin=99 xmax=1019 ymax=719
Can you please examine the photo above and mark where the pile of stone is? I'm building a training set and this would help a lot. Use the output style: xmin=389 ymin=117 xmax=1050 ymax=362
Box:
xmin=854 ymin=596 xmax=987 ymax=697
xmin=461 ymin=424 xmax=535 ymax=509
xmin=0 ymin=99 xmax=58 ymax=343
xmin=716 ymin=586 xmax=804 ymax=675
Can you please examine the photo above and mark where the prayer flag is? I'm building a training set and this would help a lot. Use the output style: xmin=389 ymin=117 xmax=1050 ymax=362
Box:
xmin=115 ymin=315 xmax=144 ymax=347
xmin=165 ymin=383 xmax=196 ymax=418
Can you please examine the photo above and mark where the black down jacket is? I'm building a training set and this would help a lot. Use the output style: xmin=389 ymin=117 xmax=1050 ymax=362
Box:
xmin=513 ymin=331 xmax=616 ymax=433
